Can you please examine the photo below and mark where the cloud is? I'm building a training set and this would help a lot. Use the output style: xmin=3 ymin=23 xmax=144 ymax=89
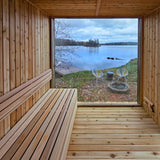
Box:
xmin=56 ymin=18 xmax=138 ymax=43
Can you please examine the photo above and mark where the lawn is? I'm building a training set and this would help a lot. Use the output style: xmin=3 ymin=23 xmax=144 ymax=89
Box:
xmin=55 ymin=58 xmax=138 ymax=102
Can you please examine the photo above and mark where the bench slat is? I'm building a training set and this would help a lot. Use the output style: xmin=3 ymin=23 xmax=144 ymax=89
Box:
xmin=0 ymin=89 xmax=54 ymax=148
xmin=50 ymin=89 xmax=77 ymax=160
xmin=0 ymin=89 xmax=59 ymax=160
xmin=25 ymin=89 xmax=73 ymax=160
xmin=11 ymin=89 xmax=65 ymax=160
xmin=60 ymin=89 xmax=77 ymax=160
xmin=37 ymin=89 xmax=75 ymax=160
xmin=0 ymin=88 xmax=77 ymax=160
xmin=0 ymin=70 xmax=51 ymax=111
xmin=0 ymin=72 xmax=52 ymax=120
xmin=0 ymin=69 xmax=51 ymax=104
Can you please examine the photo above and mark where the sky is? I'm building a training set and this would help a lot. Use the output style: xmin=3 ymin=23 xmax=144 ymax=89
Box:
xmin=56 ymin=18 xmax=138 ymax=43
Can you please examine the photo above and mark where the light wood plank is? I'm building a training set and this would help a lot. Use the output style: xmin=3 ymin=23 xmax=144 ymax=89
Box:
xmin=70 ymin=138 xmax=160 ymax=145
xmin=0 ymin=72 xmax=52 ymax=120
xmin=67 ymin=107 xmax=160 ymax=159
xmin=71 ymin=133 xmax=160 ymax=139
xmin=29 ymin=89 xmax=72 ymax=160
xmin=67 ymin=151 xmax=160 ymax=159
xmin=3 ymin=0 xmax=10 ymax=135
xmin=9 ymin=0 xmax=16 ymax=128
xmin=0 ymin=89 xmax=54 ymax=149
xmin=15 ymin=0 xmax=21 ymax=87
xmin=11 ymin=89 xmax=63 ymax=160
xmin=69 ymin=145 xmax=160 ymax=151
xmin=0 ymin=0 xmax=4 ymax=138
xmin=0 ymin=89 xmax=57 ymax=160
xmin=49 ymin=90 xmax=76 ymax=160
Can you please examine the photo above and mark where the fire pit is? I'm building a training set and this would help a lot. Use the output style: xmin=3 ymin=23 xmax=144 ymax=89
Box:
xmin=108 ymin=82 xmax=129 ymax=93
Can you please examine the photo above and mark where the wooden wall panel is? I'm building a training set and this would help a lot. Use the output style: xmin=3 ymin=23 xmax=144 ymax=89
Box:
xmin=0 ymin=0 xmax=50 ymax=137
xmin=0 ymin=0 xmax=3 ymax=97
xmin=143 ymin=9 xmax=160 ymax=126
xmin=3 ymin=0 xmax=10 ymax=135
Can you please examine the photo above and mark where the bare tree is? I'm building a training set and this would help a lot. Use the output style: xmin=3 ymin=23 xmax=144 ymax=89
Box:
xmin=55 ymin=19 xmax=78 ymax=65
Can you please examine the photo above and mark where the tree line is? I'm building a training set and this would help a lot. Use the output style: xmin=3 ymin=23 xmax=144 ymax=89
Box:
xmin=56 ymin=38 xmax=100 ymax=47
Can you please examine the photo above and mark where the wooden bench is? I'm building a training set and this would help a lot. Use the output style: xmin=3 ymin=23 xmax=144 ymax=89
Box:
xmin=0 ymin=70 xmax=77 ymax=160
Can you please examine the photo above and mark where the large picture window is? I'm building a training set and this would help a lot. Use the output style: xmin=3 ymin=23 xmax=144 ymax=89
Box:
xmin=55 ymin=19 xmax=140 ymax=103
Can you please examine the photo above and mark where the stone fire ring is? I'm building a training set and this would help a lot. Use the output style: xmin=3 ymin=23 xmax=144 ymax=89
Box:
xmin=108 ymin=82 xmax=129 ymax=93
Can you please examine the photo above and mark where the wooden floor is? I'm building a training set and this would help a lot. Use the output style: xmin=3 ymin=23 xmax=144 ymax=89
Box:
xmin=67 ymin=107 xmax=160 ymax=159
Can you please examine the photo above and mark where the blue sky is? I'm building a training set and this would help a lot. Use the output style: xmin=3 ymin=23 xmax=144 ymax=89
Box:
xmin=56 ymin=19 xmax=138 ymax=43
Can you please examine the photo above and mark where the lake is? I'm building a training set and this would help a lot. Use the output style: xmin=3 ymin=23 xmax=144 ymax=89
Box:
xmin=56 ymin=45 xmax=138 ymax=70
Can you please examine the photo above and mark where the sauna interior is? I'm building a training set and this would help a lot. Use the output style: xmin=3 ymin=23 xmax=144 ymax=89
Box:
xmin=1 ymin=0 xmax=160 ymax=159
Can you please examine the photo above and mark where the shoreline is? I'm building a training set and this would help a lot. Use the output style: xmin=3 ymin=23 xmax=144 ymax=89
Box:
xmin=55 ymin=61 xmax=85 ymax=76
xmin=56 ymin=58 xmax=137 ymax=76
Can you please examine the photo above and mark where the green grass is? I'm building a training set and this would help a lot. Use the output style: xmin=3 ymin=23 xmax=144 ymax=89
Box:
xmin=56 ymin=58 xmax=138 ymax=102
xmin=56 ymin=58 xmax=137 ymax=84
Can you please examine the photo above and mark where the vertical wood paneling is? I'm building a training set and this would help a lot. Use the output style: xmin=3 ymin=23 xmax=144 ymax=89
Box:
xmin=32 ymin=6 xmax=35 ymax=79
xmin=36 ymin=10 xmax=39 ymax=76
xmin=157 ymin=11 xmax=160 ymax=125
xmin=143 ymin=8 xmax=160 ymax=126
xmin=28 ymin=3 xmax=33 ymax=116
xmin=32 ymin=6 xmax=36 ymax=105
xmin=15 ymin=0 xmax=21 ymax=87
xmin=0 ymin=0 xmax=4 ymax=138
xmin=0 ymin=0 xmax=3 ymax=97
xmin=28 ymin=3 xmax=33 ymax=80
xmin=42 ymin=15 xmax=46 ymax=72
xmin=3 ymin=0 xmax=10 ymax=94
xmin=40 ymin=12 xmax=43 ymax=73
xmin=143 ymin=17 xmax=146 ymax=111
xmin=10 ymin=0 xmax=17 ymax=128
xmin=20 ymin=0 xmax=25 ymax=84
xmin=37 ymin=10 xmax=41 ymax=75
xmin=21 ymin=0 xmax=26 ymax=118
xmin=9 ymin=0 xmax=16 ymax=90
xmin=3 ymin=0 xmax=10 ymax=134
xmin=16 ymin=0 xmax=22 ymax=123
xmin=24 ymin=1 xmax=29 ymax=82
xmin=35 ymin=9 xmax=39 ymax=102
xmin=50 ymin=19 xmax=55 ymax=88
xmin=154 ymin=11 xmax=158 ymax=122
xmin=0 ymin=0 xmax=51 ymax=138
xmin=145 ymin=17 xmax=149 ymax=106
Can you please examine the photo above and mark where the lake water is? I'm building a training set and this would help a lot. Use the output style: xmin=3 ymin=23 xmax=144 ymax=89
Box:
xmin=56 ymin=45 xmax=138 ymax=70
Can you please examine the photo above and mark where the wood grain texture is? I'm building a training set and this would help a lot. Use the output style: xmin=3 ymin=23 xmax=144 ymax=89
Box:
xmin=96 ymin=0 xmax=101 ymax=16
xmin=0 ymin=70 xmax=52 ymax=121
xmin=143 ymin=8 xmax=160 ymax=126
xmin=67 ymin=107 xmax=160 ymax=159
xmin=3 ymin=0 xmax=10 ymax=135
xmin=29 ymin=0 xmax=160 ymax=18
xmin=0 ymin=0 xmax=50 ymax=138
xmin=0 ymin=89 xmax=77 ymax=160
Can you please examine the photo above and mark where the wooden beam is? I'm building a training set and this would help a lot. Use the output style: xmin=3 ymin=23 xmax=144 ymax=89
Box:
xmin=96 ymin=0 xmax=101 ymax=16
xmin=137 ymin=18 xmax=143 ymax=105
xmin=144 ymin=6 xmax=160 ymax=17
xmin=50 ymin=18 xmax=55 ymax=88
xmin=78 ymin=102 xmax=141 ymax=107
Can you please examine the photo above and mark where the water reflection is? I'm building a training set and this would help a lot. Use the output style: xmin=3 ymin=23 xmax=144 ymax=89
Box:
xmin=55 ymin=45 xmax=138 ymax=70
xmin=88 ymin=47 xmax=99 ymax=55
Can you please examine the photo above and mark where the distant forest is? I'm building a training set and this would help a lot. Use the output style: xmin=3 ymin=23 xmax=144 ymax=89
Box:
xmin=56 ymin=38 xmax=138 ymax=46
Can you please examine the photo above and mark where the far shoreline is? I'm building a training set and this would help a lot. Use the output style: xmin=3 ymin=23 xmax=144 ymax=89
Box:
xmin=56 ymin=43 xmax=138 ymax=47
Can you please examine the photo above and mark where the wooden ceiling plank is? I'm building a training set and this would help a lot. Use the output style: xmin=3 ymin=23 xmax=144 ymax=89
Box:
xmin=28 ymin=0 xmax=160 ymax=18
xmin=96 ymin=0 xmax=101 ymax=16
xmin=144 ymin=6 xmax=160 ymax=17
